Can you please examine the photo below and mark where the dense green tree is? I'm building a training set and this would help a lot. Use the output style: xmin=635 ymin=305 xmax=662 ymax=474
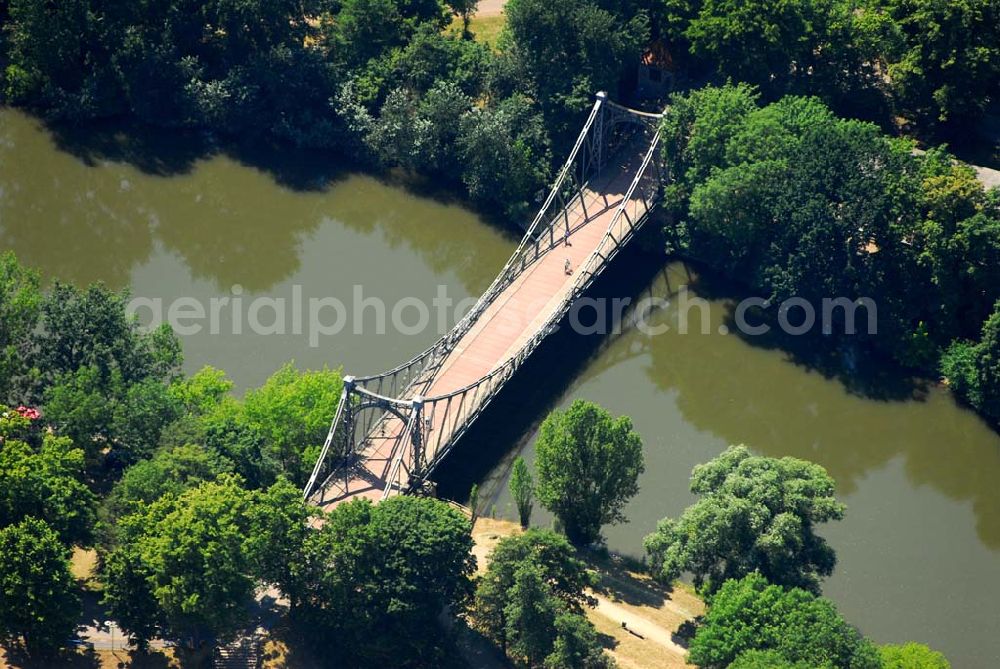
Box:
xmin=883 ymin=0 xmax=1000 ymax=125
xmin=413 ymin=80 xmax=474 ymax=176
xmin=37 ymin=281 xmax=181 ymax=387
xmin=0 ymin=252 xmax=41 ymax=403
xmin=676 ymin=0 xmax=883 ymax=104
xmin=659 ymin=83 xmax=760 ymax=223
xmin=0 ymin=434 xmax=96 ymax=545
xmin=328 ymin=0 xmax=450 ymax=68
xmin=45 ymin=365 xmax=181 ymax=464
xmin=236 ymin=363 xmax=343 ymax=484
xmin=534 ymin=400 xmax=644 ymax=545
xmin=296 ymin=496 xmax=475 ymax=666
xmin=687 ymin=573 xmax=880 ymax=669
xmin=167 ymin=365 xmax=233 ymax=416
xmin=474 ymin=529 xmax=596 ymax=650
xmin=0 ymin=518 xmax=80 ymax=657
xmin=658 ymin=84 xmax=1000 ymax=371
xmin=509 ymin=456 xmax=534 ymax=528
xmin=104 ymin=443 xmax=233 ymax=523
xmin=458 ymin=93 xmax=552 ymax=221
xmin=727 ymin=649 xmax=814 ymax=668
xmin=2 ymin=0 xmax=95 ymax=110
xmin=193 ymin=363 xmax=341 ymax=487
xmin=545 ymin=610 xmax=615 ymax=669
xmin=504 ymin=562 xmax=560 ymax=666
xmin=972 ymin=302 xmax=1000 ymax=423
xmin=878 ymin=643 xmax=950 ymax=669
xmin=504 ymin=0 xmax=648 ymax=144
xmin=939 ymin=301 xmax=1000 ymax=424
xmin=102 ymin=476 xmax=262 ymax=644
xmin=244 ymin=478 xmax=313 ymax=608
xmin=395 ymin=25 xmax=491 ymax=96
xmin=201 ymin=408 xmax=282 ymax=489
xmin=644 ymin=445 xmax=844 ymax=594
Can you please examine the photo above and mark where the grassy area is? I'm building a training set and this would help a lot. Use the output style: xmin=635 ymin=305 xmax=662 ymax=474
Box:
xmin=447 ymin=15 xmax=506 ymax=49
xmin=0 ymin=647 xmax=181 ymax=669
xmin=70 ymin=547 xmax=101 ymax=593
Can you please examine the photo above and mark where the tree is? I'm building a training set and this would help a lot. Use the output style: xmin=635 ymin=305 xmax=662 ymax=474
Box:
xmin=296 ymin=496 xmax=475 ymax=665
xmin=941 ymin=301 xmax=1000 ymax=425
xmin=245 ymin=478 xmax=313 ymax=608
xmin=167 ymin=365 xmax=233 ymax=416
xmin=972 ymin=301 xmax=1000 ymax=424
xmin=879 ymin=643 xmax=950 ymax=669
xmin=504 ymin=562 xmax=560 ymax=666
xmin=534 ymin=400 xmax=644 ymax=544
xmin=231 ymin=363 xmax=343 ymax=484
xmin=687 ymin=573 xmax=880 ymax=669
xmin=883 ymin=0 xmax=1000 ymax=125
xmin=0 ymin=434 xmax=96 ymax=545
xmin=644 ymin=445 xmax=845 ymax=595
xmin=37 ymin=281 xmax=181 ymax=387
xmin=45 ymin=365 xmax=180 ymax=465
xmin=458 ymin=93 xmax=552 ymax=221
xmin=509 ymin=456 xmax=534 ymax=527
xmin=104 ymin=443 xmax=233 ymax=523
xmin=447 ymin=0 xmax=479 ymax=35
xmin=546 ymin=610 xmax=615 ymax=669
xmin=469 ymin=483 xmax=480 ymax=523
xmin=677 ymin=0 xmax=875 ymax=104
xmin=102 ymin=476 xmax=259 ymax=644
xmin=0 ymin=252 xmax=41 ymax=403
xmin=504 ymin=0 xmax=648 ymax=145
xmin=474 ymin=529 xmax=596 ymax=650
xmin=0 ymin=518 xmax=80 ymax=657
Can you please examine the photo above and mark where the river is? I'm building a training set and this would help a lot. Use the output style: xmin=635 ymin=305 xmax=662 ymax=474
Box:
xmin=2 ymin=108 xmax=999 ymax=667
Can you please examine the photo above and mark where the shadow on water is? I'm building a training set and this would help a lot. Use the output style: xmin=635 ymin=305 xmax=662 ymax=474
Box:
xmin=437 ymin=227 xmax=1000 ymax=552
xmin=434 ymin=225 xmax=668 ymax=504
xmin=2 ymin=108 xmax=514 ymax=297
xmin=680 ymin=264 xmax=927 ymax=404
xmin=41 ymin=114 xmax=359 ymax=193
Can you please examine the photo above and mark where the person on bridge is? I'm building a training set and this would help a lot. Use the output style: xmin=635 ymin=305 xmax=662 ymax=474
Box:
xmin=565 ymin=258 xmax=573 ymax=275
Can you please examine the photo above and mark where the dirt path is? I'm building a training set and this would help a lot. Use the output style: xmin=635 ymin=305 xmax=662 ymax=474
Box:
xmin=476 ymin=0 xmax=506 ymax=17
xmin=591 ymin=593 xmax=689 ymax=656
xmin=471 ymin=518 xmax=701 ymax=669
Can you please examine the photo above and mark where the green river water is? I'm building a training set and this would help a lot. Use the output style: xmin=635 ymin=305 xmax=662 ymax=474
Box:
xmin=2 ymin=108 xmax=999 ymax=667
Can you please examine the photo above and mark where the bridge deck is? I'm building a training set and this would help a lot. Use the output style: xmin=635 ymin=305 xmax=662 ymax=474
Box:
xmin=314 ymin=146 xmax=648 ymax=510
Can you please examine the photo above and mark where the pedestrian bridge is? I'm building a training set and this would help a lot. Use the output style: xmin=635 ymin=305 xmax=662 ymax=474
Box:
xmin=304 ymin=93 xmax=666 ymax=509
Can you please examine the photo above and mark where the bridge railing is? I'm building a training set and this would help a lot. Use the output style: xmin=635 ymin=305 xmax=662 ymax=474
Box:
xmin=415 ymin=121 xmax=665 ymax=478
xmin=304 ymin=96 xmax=666 ymax=502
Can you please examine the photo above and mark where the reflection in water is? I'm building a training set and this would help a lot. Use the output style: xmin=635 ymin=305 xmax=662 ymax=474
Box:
xmin=636 ymin=265 xmax=1000 ymax=549
xmin=480 ymin=261 xmax=1000 ymax=667
xmin=0 ymin=108 xmax=514 ymax=389
xmin=0 ymin=108 xmax=511 ymax=294
xmin=6 ymin=106 xmax=1000 ymax=665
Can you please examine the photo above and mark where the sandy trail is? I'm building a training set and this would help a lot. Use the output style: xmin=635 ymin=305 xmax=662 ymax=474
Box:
xmin=476 ymin=0 xmax=506 ymax=17
xmin=591 ymin=593 xmax=690 ymax=657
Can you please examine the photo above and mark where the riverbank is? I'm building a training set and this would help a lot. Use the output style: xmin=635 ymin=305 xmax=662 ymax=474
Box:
xmin=470 ymin=517 xmax=703 ymax=669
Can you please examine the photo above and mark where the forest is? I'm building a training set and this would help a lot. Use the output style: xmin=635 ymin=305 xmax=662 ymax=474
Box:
xmin=1 ymin=0 xmax=999 ymax=665
xmin=3 ymin=0 xmax=997 ymax=419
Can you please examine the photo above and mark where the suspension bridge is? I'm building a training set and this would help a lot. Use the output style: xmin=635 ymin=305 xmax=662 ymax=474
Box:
xmin=303 ymin=92 xmax=666 ymax=509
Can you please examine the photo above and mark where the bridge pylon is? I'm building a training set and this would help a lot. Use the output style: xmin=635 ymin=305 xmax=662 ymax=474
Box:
xmin=304 ymin=92 xmax=668 ymax=507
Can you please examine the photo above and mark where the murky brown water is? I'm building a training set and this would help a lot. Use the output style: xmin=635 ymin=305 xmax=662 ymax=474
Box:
xmin=0 ymin=109 xmax=513 ymax=389
xmin=478 ymin=263 xmax=1000 ymax=667
xmin=3 ymin=108 xmax=999 ymax=667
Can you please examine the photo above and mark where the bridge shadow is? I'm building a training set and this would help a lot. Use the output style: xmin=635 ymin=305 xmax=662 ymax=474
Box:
xmin=433 ymin=220 xmax=667 ymax=504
